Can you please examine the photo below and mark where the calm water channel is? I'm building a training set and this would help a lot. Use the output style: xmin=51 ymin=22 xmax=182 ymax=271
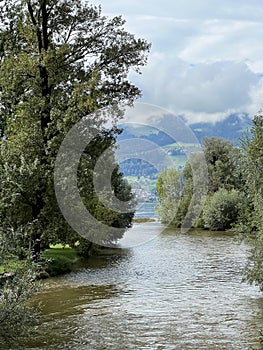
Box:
xmin=16 ymin=223 xmax=263 ymax=350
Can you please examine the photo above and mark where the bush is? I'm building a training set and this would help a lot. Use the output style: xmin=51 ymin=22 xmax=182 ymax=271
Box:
xmin=0 ymin=266 xmax=39 ymax=346
xmin=202 ymin=188 xmax=241 ymax=231
xmin=0 ymin=226 xmax=39 ymax=346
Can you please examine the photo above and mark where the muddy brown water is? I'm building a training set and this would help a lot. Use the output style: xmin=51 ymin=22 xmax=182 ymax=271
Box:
xmin=15 ymin=223 xmax=263 ymax=349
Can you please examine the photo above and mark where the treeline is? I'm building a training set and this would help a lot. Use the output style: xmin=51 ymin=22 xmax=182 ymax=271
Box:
xmin=156 ymin=136 xmax=241 ymax=230
xmin=120 ymin=158 xmax=158 ymax=178
xmin=156 ymin=112 xmax=263 ymax=289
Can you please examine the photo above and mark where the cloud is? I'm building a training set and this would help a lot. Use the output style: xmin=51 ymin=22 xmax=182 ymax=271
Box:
xmin=178 ymin=19 xmax=263 ymax=73
xmin=94 ymin=0 xmax=263 ymax=21
xmin=92 ymin=0 xmax=263 ymax=122
xmin=131 ymin=55 xmax=261 ymax=123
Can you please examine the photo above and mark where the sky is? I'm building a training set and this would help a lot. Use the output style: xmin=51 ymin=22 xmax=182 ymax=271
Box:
xmin=92 ymin=0 xmax=263 ymax=124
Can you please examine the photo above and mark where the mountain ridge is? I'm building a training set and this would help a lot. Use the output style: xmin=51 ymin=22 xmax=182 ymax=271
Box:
xmin=118 ymin=113 xmax=252 ymax=145
xmin=189 ymin=113 xmax=251 ymax=144
xmin=117 ymin=113 xmax=252 ymax=179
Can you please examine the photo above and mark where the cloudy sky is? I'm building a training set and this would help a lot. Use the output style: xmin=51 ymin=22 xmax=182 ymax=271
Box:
xmin=92 ymin=0 xmax=263 ymax=123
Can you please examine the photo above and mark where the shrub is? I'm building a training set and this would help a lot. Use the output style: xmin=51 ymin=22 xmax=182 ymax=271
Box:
xmin=202 ymin=188 xmax=241 ymax=231
xmin=0 ymin=266 xmax=39 ymax=346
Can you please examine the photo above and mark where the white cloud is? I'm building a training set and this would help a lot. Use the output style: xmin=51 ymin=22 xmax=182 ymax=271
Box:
xmin=131 ymin=55 xmax=261 ymax=123
xmin=92 ymin=0 xmax=263 ymax=122
xmin=94 ymin=0 xmax=263 ymax=21
xmin=178 ymin=19 xmax=263 ymax=72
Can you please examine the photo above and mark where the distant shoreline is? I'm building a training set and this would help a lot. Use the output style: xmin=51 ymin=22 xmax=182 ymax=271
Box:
xmin=133 ymin=217 xmax=157 ymax=223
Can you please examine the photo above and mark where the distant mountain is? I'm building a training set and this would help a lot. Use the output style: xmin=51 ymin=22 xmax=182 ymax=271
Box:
xmin=118 ymin=113 xmax=252 ymax=146
xmin=117 ymin=124 xmax=175 ymax=146
xmin=189 ymin=113 xmax=252 ymax=144
xmin=117 ymin=113 xmax=252 ymax=178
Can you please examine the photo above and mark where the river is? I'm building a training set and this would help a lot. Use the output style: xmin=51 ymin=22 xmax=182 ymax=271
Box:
xmin=15 ymin=223 xmax=263 ymax=350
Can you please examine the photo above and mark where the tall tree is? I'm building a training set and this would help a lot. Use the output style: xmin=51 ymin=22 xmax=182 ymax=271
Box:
xmin=203 ymin=137 xmax=238 ymax=193
xmin=156 ymin=168 xmax=182 ymax=224
xmin=241 ymin=111 xmax=263 ymax=290
xmin=0 ymin=0 xmax=150 ymax=257
xmin=156 ymin=137 xmax=241 ymax=230
xmin=160 ymin=152 xmax=208 ymax=229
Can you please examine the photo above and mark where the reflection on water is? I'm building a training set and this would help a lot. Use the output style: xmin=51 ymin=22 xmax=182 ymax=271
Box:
xmin=13 ymin=227 xmax=263 ymax=350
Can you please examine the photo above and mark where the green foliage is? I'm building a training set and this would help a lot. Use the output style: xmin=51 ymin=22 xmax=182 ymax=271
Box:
xmin=172 ymin=161 xmax=193 ymax=227
xmin=43 ymin=247 xmax=78 ymax=276
xmin=156 ymin=152 xmax=208 ymax=228
xmin=76 ymin=132 xmax=136 ymax=246
xmin=240 ymin=112 xmax=263 ymax=289
xmin=241 ymin=115 xmax=263 ymax=233
xmin=202 ymin=188 xmax=241 ymax=231
xmin=245 ymin=236 xmax=263 ymax=291
xmin=156 ymin=168 xmax=182 ymax=223
xmin=155 ymin=138 xmax=242 ymax=230
xmin=0 ymin=268 xmax=39 ymax=346
xmin=203 ymin=137 xmax=239 ymax=193
xmin=0 ymin=226 xmax=39 ymax=346
xmin=0 ymin=0 xmax=149 ymax=253
xmin=175 ymin=153 xmax=206 ymax=227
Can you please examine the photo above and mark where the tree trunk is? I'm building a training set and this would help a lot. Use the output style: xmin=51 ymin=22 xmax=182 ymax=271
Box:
xmin=28 ymin=2 xmax=51 ymax=262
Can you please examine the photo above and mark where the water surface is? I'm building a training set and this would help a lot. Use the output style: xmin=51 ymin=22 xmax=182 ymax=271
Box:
xmin=17 ymin=225 xmax=263 ymax=349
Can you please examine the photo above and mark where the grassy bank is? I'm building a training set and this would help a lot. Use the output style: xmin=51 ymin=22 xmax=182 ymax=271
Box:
xmin=42 ymin=244 xmax=126 ymax=277
xmin=42 ymin=245 xmax=79 ymax=277
xmin=1 ymin=244 xmax=127 ymax=279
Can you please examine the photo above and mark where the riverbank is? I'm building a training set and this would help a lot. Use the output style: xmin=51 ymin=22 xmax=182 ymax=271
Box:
xmin=0 ymin=227 xmax=238 ymax=280
xmin=40 ymin=244 xmax=127 ymax=278
xmin=41 ymin=246 xmax=79 ymax=277
xmin=133 ymin=217 xmax=156 ymax=223
xmin=0 ymin=244 xmax=126 ymax=281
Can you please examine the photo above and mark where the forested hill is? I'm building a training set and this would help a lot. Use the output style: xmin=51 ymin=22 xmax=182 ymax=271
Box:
xmin=117 ymin=113 xmax=252 ymax=178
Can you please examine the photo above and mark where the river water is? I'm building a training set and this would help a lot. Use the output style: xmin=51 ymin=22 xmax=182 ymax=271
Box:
xmin=134 ymin=202 xmax=158 ymax=219
xmin=16 ymin=223 xmax=263 ymax=350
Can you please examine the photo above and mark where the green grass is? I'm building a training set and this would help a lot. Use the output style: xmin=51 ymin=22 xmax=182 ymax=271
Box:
xmin=43 ymin=247 xmax=77 ymax=260
xmin=0 ymin=247 xmax=76 ymax=276
xmin=43 ymin=247 xmax=78 ymax=276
